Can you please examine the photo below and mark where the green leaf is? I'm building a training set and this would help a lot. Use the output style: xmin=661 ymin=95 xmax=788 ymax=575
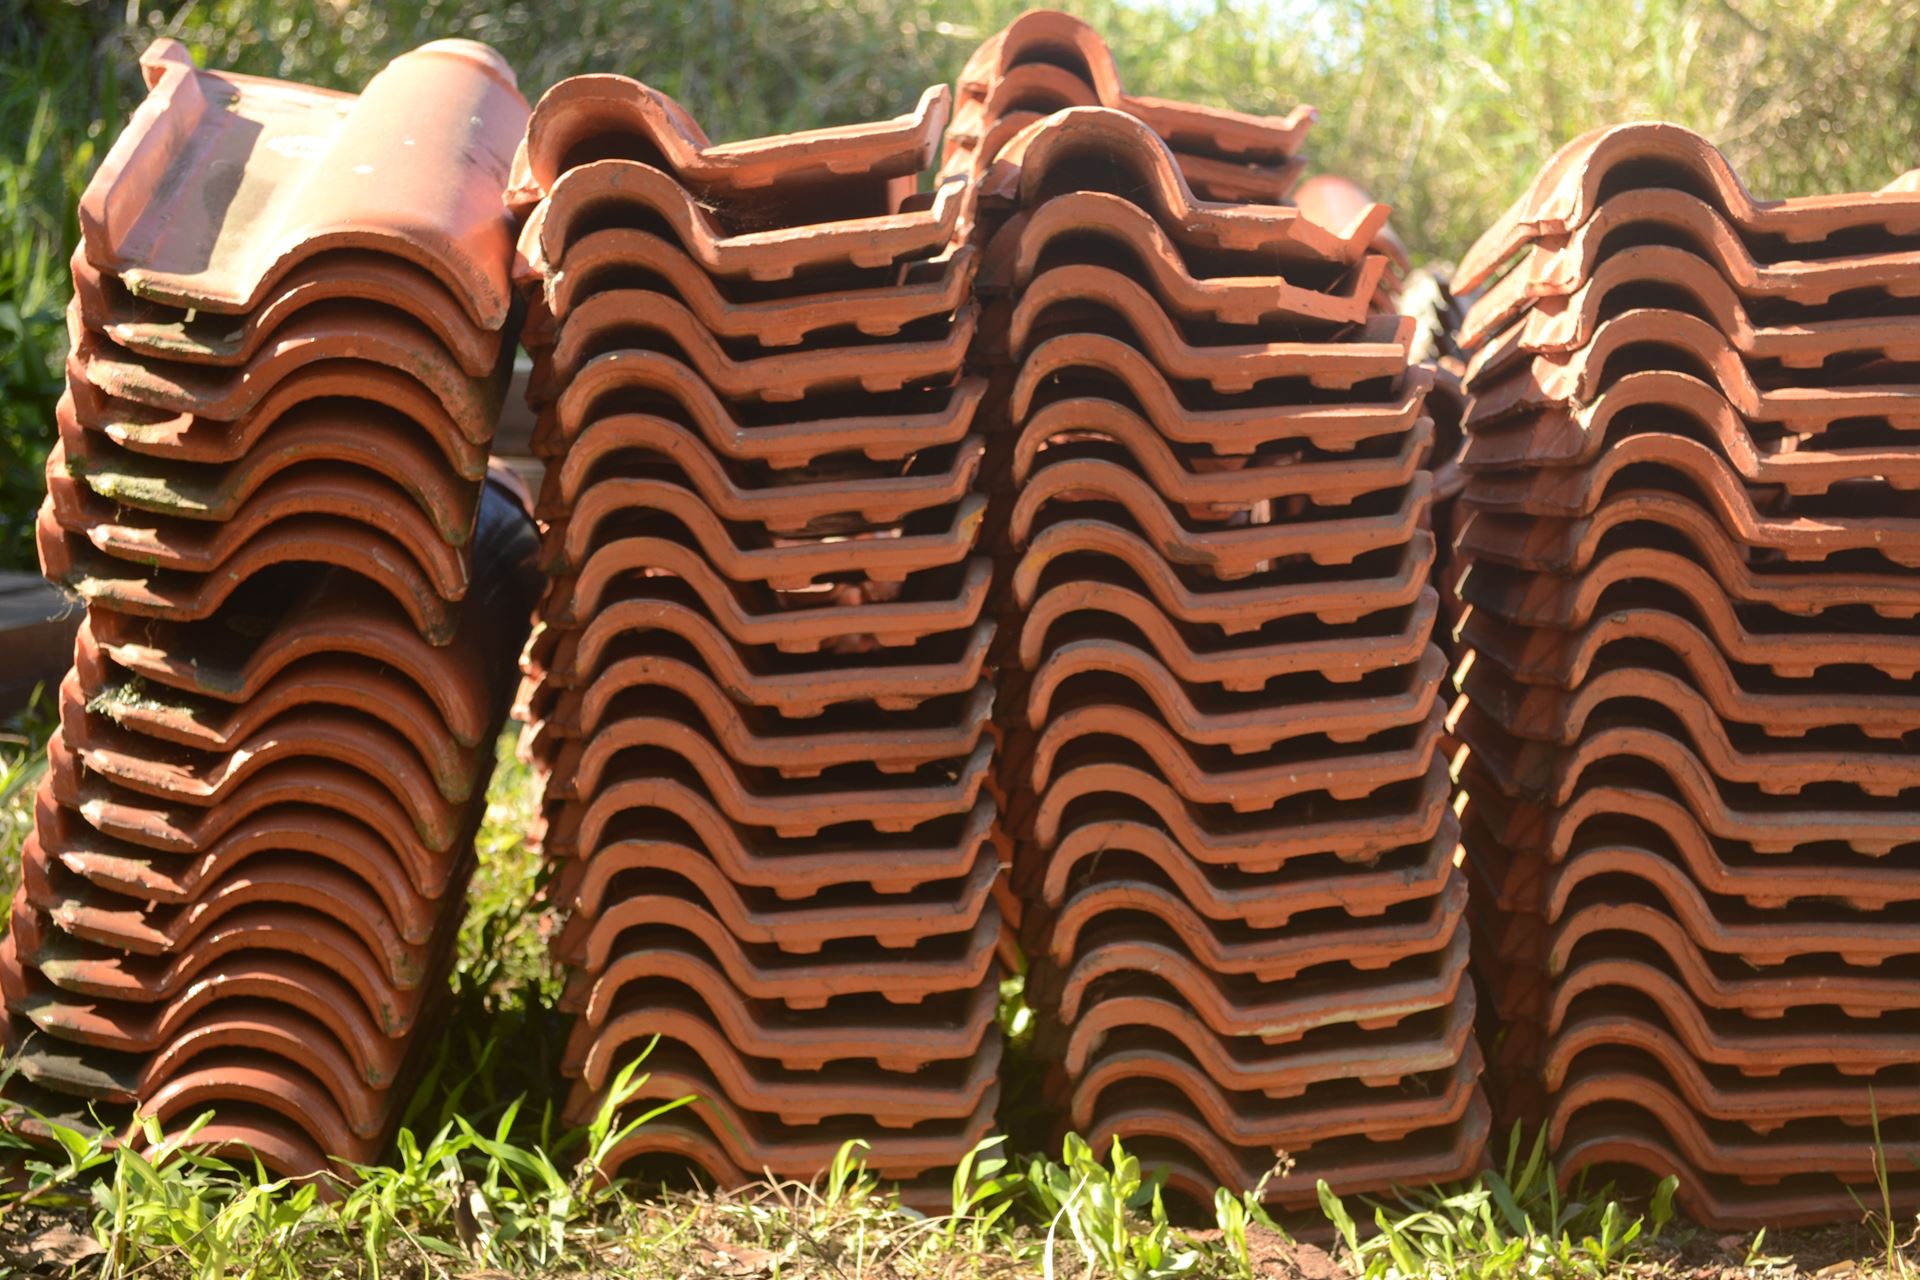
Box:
xmin=1318 ymin=1180 xmax=1360 ymax=1256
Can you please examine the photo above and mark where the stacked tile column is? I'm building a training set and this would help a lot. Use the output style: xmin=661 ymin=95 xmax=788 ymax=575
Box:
xmin=506 ymin=74 xmax=1003 ymax=1192
xmin=12 ymin=38 xmax=533 ymax=1175
xmin=1451 ymin=123 xmax=1920 ymax=1228
xmin=946 ymin=11 xmax=1487 ymax=1217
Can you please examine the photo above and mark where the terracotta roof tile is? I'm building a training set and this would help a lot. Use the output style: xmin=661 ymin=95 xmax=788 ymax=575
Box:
xmin=511 ymin=76 xmax=946 ymax=210
xmin=79 ymin=39 xmax=524 ymax=328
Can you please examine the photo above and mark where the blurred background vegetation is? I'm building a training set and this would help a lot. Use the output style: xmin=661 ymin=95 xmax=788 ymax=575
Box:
xmin=3 ymin=0 xmax=1919 ymax=571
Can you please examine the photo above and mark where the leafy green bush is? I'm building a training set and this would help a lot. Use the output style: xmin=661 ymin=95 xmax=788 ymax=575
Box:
xmin=0 ymin=4 xmax=126 ymax=569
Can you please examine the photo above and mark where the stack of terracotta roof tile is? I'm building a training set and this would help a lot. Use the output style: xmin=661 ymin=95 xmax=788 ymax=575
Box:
xmin=1395 ymin=265 xmax=1471 ymax=655
xmin=942 ymin=9 xmax=1312 ymax=206
xmin=1449 ymin=122 xmax=1920 ymax=1228
xmin=12 ymin=37 xmax=533 ymax=1178
xmin=953 ymin=9 xmax=1353 ymax=815
xmin=1294 ymin=174 xmax=1414 ymax=317
xmin=955 ymin=31 xmax=1487 ymax=1211
xmin=945 ymin=13 xmax=1425 ymax=669
xmin=505 ymin=73 xmax=1004 ymax=1193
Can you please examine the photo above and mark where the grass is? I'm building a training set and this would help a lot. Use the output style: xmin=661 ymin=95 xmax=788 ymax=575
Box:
xmin=0 ymin=688 xmax=53 ymax=910
xmin=1319 ymin=1131 xmax=1676 ymax=1280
